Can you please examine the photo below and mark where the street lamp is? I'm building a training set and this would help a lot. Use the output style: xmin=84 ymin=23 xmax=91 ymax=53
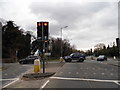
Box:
xmin=60 ymin=26 xmax=68 ymax=60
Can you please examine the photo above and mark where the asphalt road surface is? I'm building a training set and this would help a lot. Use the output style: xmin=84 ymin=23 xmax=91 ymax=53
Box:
xmin=42 ymin=60 xmax=120 ymax=89
xmin=1 ymin=63 xmax=33 ymax=88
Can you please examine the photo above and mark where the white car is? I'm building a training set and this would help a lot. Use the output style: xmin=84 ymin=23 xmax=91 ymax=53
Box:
xmin=97 ymin=55 xmax=107 ymax=61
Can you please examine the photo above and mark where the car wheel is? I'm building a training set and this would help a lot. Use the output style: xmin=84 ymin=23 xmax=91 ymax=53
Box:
xmin=65 ymin=59 xmax=71 ymax=62
xmin=20 ymin=61 xmax=24 ymax=64
xmin=79 ymin=58 xmax=84 ymax=62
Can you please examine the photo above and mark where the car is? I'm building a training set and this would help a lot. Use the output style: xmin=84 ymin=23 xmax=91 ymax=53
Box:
xmin=63 ymin=53 xmax=86 ymax=62
xmin=97 ymin=55 xmax=107 ymax=61
xmin=19 ymin=55 xmax=38 ymax=64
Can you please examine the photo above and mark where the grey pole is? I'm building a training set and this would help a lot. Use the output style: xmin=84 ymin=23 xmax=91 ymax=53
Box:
xmin=60 ymin=26 xmax=68 ymax=59
xmin=61 ymin=27 xmax=62 ymax=58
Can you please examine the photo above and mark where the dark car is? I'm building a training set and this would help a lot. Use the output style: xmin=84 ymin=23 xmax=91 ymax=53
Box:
xmin=97 ymin=55 xmax=107 ymax=61
xmin=63 ymin=53 xmax=86 ymax=62
xmin=19 ymin=55 xmax=38 ymax=64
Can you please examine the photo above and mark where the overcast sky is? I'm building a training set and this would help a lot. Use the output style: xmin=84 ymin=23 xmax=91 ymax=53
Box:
xmin=0 ymin=0 xmax=119 ymax=51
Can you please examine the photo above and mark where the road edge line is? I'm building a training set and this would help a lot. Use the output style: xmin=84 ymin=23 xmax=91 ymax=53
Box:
xmin=114 ymin=81 xmax=120 ymax=86
xmin=40 ymin=80 xmax=50 ymax=90
xmin=50 ymin=77 xmax=120 ymax=83
xmin=2 ymin=78 xmax=19 ymax=88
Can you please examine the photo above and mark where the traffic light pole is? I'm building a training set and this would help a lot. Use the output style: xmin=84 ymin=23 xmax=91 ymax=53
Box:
xmin=37 ymin=21 xmax=49 ymax=74
xmin=42 ymin=22 xmax=45 ymax=73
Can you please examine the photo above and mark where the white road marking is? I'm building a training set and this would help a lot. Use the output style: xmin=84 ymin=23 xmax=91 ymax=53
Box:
xmin=60 ymin=72 xmax=63 ymax=74
xmin=101 ymin=73 xmax=105 ymax=75
xmin=110 ymin=73 xmax=113 ymax=76
xmin=0 ymin=78 xmax=18 ymax=81
xmin=2 ymin=78 xmax=19 ymax=88
xmin=76 ymin=72 xmax=79 ymax=74
xmin=105 ymin=69 xmax=107 ymax=70
xmin=4 ymin=74 xmax=7 ymax=76
xmin=112 ymin=69 xmax=114 ymax=71
xmin=40 ymin=80 xmax=50 ymax=90
xmin=114 ymin=81 xmax=120 ymax=86
xmin=50 ymin=77 xmax=120 ymax=85
xmin=68 ymin=72 xmax=71 ymax=74
xmin=93 ymin=73 xmax=96 ymax=75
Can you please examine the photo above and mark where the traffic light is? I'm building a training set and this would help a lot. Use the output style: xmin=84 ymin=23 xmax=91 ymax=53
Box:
xmin=43 ymin=22 xmax=49 ymax=40
xmin=116 ymin=38 xmax=120 ymax=48
xmin=37 ymin=22 xmax=42 ymax=40
xmin=37 ymin=22 xmax=49 ymax=40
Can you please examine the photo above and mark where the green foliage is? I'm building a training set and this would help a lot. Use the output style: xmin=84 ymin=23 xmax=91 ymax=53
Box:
xmin=2 ymin=21 xmax=32 ymax=61
xmin=31 ymin=37 xmax=77 ymax=58
xmin=94 ymin=44 xmax=119 ymax=57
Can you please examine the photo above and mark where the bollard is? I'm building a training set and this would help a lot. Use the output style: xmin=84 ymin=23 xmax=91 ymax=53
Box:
xmin=113 ymin=56 xmax=116 ymax=60
xmin=34 ymin=59 xmax=40 ymax=73
xmin=60 ymin=57 xmax=63 ymax=62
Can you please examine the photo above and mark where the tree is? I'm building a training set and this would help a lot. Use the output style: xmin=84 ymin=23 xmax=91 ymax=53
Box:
xmin=94 ymin=43 xmax=105 ymax=50
xmin=2 ymin=20 xmax=34 ymax=62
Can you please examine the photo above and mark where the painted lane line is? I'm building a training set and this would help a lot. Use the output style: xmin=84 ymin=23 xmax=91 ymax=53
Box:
xmin=40 ymin=80 xmax=50 ymax=90
xmin=0 ymin=78 xmax=19 ymax=81
xmin=2 ymin=78 xmax=19 ymax=88
xmin=110 ymin=73 xmax=113 ymax=76
xmin=101 ymin=73 xmax=105 ymax=75
xmin=50 ymin=77 xmax=120 ymax=83
xmin=76 ymin=72 xmax=79 ymax=74
xmin=114 ymin=81 xmax=120 ymax=86
xmin=105 ymin=69 xmax=107 ymax=70
xmin=68 ymin=72 xmax=71 ymax=74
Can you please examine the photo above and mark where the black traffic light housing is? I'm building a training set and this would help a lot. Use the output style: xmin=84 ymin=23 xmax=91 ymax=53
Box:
xmin=37 ymin=22 xmax=42 ymax=40
xmin=37 ymin=22 xmax=49 ymax=40
xmin=116 ymin=38 xmax=120 ymax=48
xmin=43 ymin=22 xmax=49 ymax=40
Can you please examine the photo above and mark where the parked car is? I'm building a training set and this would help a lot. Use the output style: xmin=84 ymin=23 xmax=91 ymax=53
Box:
xmin=97 ymin=55 xmax=107 ymax=61
xmin=63 ymin=53 xmax=86 ymax=62
xmin=19 ymin=55 xmax=38 ymax=64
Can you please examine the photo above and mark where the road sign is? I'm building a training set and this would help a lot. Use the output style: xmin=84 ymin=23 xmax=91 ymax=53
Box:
xmin=45 ymin=53 xmax=51 ymax=56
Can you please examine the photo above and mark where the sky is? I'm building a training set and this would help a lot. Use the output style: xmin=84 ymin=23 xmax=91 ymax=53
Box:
xmin=0 ymin=0 xmax=119 ymax=51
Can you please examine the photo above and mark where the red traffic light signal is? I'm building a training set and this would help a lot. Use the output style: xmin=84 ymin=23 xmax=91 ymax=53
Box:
xmin=44 ymin=22 xmax=48 ymax=26
xmin=37 ymin=22 xmax=41 ymax=26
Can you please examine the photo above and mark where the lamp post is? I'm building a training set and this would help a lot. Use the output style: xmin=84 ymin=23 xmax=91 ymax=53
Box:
xmin=60 ymin=26 xmax=68 ymax=60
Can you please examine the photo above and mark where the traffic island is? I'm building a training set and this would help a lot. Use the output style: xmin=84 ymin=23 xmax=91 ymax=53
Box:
xmin=21 ymin=72 xmax=55 ymax=80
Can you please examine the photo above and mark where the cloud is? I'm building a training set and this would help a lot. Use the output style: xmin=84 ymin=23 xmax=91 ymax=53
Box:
xmin=0 ymin=1 xmax=118 ymax=50
xmin=29 ymin=2 xmax=111 ymax=35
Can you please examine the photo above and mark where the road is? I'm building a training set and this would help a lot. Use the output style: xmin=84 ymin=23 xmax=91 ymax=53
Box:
xmin=42 ymin=60 xmax=120 ymax=89
xmin=1 ymin=59 xmax=120 ymax=89
xmin=1 ymin=63 xmax=34 ymax=88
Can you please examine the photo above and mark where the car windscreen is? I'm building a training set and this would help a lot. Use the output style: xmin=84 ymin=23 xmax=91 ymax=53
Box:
xmin=98 ymin=56 xmax=104 ymax=58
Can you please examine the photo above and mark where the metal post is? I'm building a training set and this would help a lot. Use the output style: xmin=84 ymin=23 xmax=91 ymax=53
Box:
xmin=61 ymin=28 xmax=62 ymax=58
xmin=42 ymin=22 xmax=45 ymax=73
xmin=60 ymin=26 xmax=68 ymax=59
